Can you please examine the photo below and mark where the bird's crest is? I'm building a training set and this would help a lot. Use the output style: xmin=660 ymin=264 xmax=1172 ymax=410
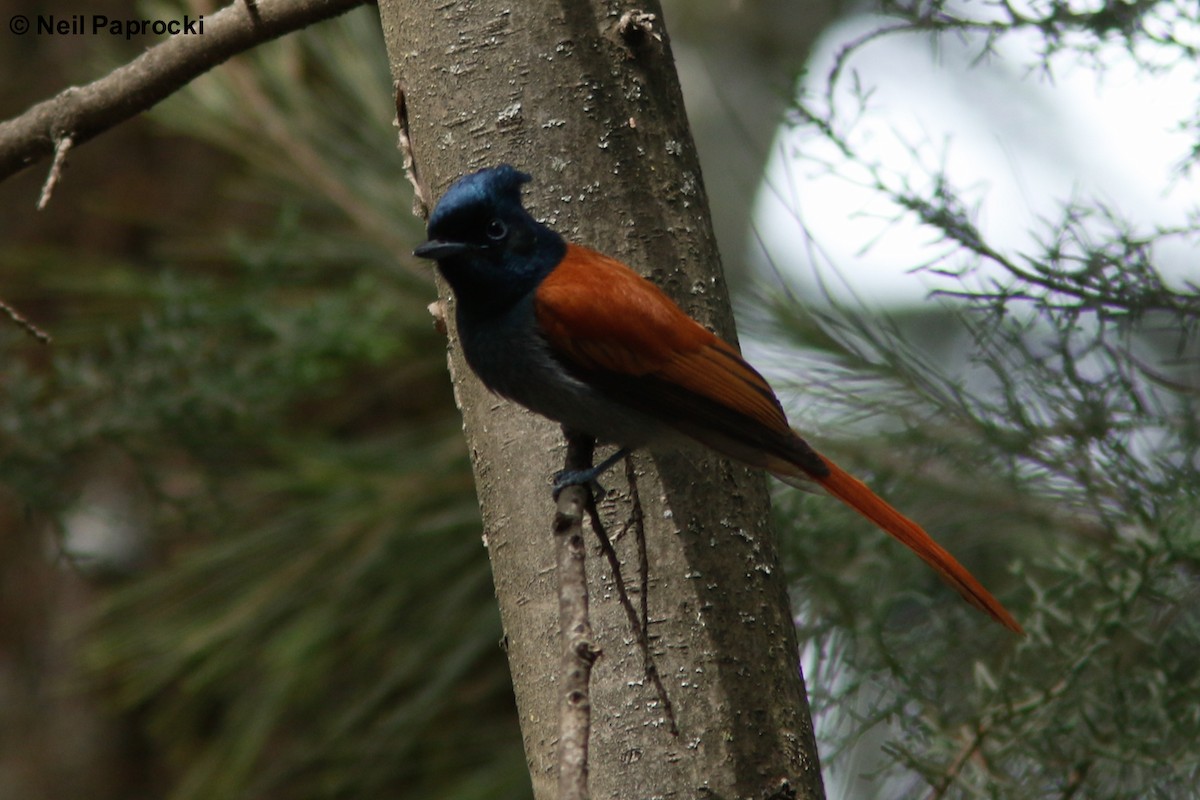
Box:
xmin=427 ymin=165 xmax=532 ymax=235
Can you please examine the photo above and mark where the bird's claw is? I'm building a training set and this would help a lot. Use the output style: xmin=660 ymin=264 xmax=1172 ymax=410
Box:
xmin=551 ymin=448 xmax=630 ymax=502
xmin=552 ymin=468 xmax=608 ymax=502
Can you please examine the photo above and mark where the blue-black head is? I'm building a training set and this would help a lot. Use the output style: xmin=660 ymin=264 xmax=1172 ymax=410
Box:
xmin=414 ymin=165 xmax=566 ymax=313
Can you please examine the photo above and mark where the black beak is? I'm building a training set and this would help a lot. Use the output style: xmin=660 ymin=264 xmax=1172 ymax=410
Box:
xmin=413 ymin=240 xmax=476 ymax=260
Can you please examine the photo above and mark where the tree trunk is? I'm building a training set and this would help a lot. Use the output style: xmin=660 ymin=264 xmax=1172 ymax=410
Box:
xmin=377 ymin=2 xmax=825 ymax=798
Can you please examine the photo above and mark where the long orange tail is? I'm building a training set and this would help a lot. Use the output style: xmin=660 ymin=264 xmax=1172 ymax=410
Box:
xmin=801 ymin=456 xmax=1023 ymax=634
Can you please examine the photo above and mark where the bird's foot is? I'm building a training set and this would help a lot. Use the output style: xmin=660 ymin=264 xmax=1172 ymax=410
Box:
xmin=552 ymin=467 xmax=609 ymax=502
xmin=551 ymin=447 xmax=631 ymax=502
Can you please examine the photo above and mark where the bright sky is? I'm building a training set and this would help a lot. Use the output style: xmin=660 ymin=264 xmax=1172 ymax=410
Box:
xmin=752 ymin=12 xmax=1200 ymax=307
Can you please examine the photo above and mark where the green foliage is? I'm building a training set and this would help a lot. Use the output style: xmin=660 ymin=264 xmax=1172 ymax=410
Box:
xmin=2 ymin=8 xmax=529 ymax=800
xmin=771 ymin=3 xmax=1200 ymax=798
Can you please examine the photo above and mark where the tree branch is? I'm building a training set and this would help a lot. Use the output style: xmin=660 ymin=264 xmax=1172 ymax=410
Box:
xmin=554 ymin=432 xmax=600 ymax=800
xmin=0 ymin=0 xmax=366 ymax=189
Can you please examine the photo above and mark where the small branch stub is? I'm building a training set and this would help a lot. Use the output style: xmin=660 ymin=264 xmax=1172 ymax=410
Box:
xmin=617 ymin=10 xmax=662 ymax=49
xmin=36 ymin=134 xmax=73 ymax=210
xmin=427 ymin=300 xmax=447 ymax=335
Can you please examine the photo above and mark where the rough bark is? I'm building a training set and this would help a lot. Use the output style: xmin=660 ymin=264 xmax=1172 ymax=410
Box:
xmin=379 ymin=2 xmax=825 ymax=798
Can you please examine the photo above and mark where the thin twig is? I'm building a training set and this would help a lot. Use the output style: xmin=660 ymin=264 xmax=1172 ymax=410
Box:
xmin=924 ymin=722 xmax=988 ymax=800
xmin=555 ymin=432 xmax=601 ymax=800
xmin=624 ymin=454 xmax=650 ymax=638
xmin=0 ymin=0 xmax=367 ymax=186
xmin=0 ymin=297 xmax=52 ymax=343
xmin=586 ymin=471 xmax=679 ymax=737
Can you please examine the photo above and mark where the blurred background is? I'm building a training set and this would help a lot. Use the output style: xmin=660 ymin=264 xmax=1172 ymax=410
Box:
xmin=1 ymin=1 xmax=1197 ymax=798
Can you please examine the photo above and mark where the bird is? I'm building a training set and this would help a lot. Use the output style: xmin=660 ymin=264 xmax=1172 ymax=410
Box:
xmin=413 ymin=164 xmax=1022 ymax=634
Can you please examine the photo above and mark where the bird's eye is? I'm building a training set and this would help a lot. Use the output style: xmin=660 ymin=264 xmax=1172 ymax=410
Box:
xmin=485 ymin=219 xmax=508 ymax=241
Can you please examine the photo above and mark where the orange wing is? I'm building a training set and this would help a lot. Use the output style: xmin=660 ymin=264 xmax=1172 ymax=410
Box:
xmin=534 ymin=245 xmax=825 ymax=473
